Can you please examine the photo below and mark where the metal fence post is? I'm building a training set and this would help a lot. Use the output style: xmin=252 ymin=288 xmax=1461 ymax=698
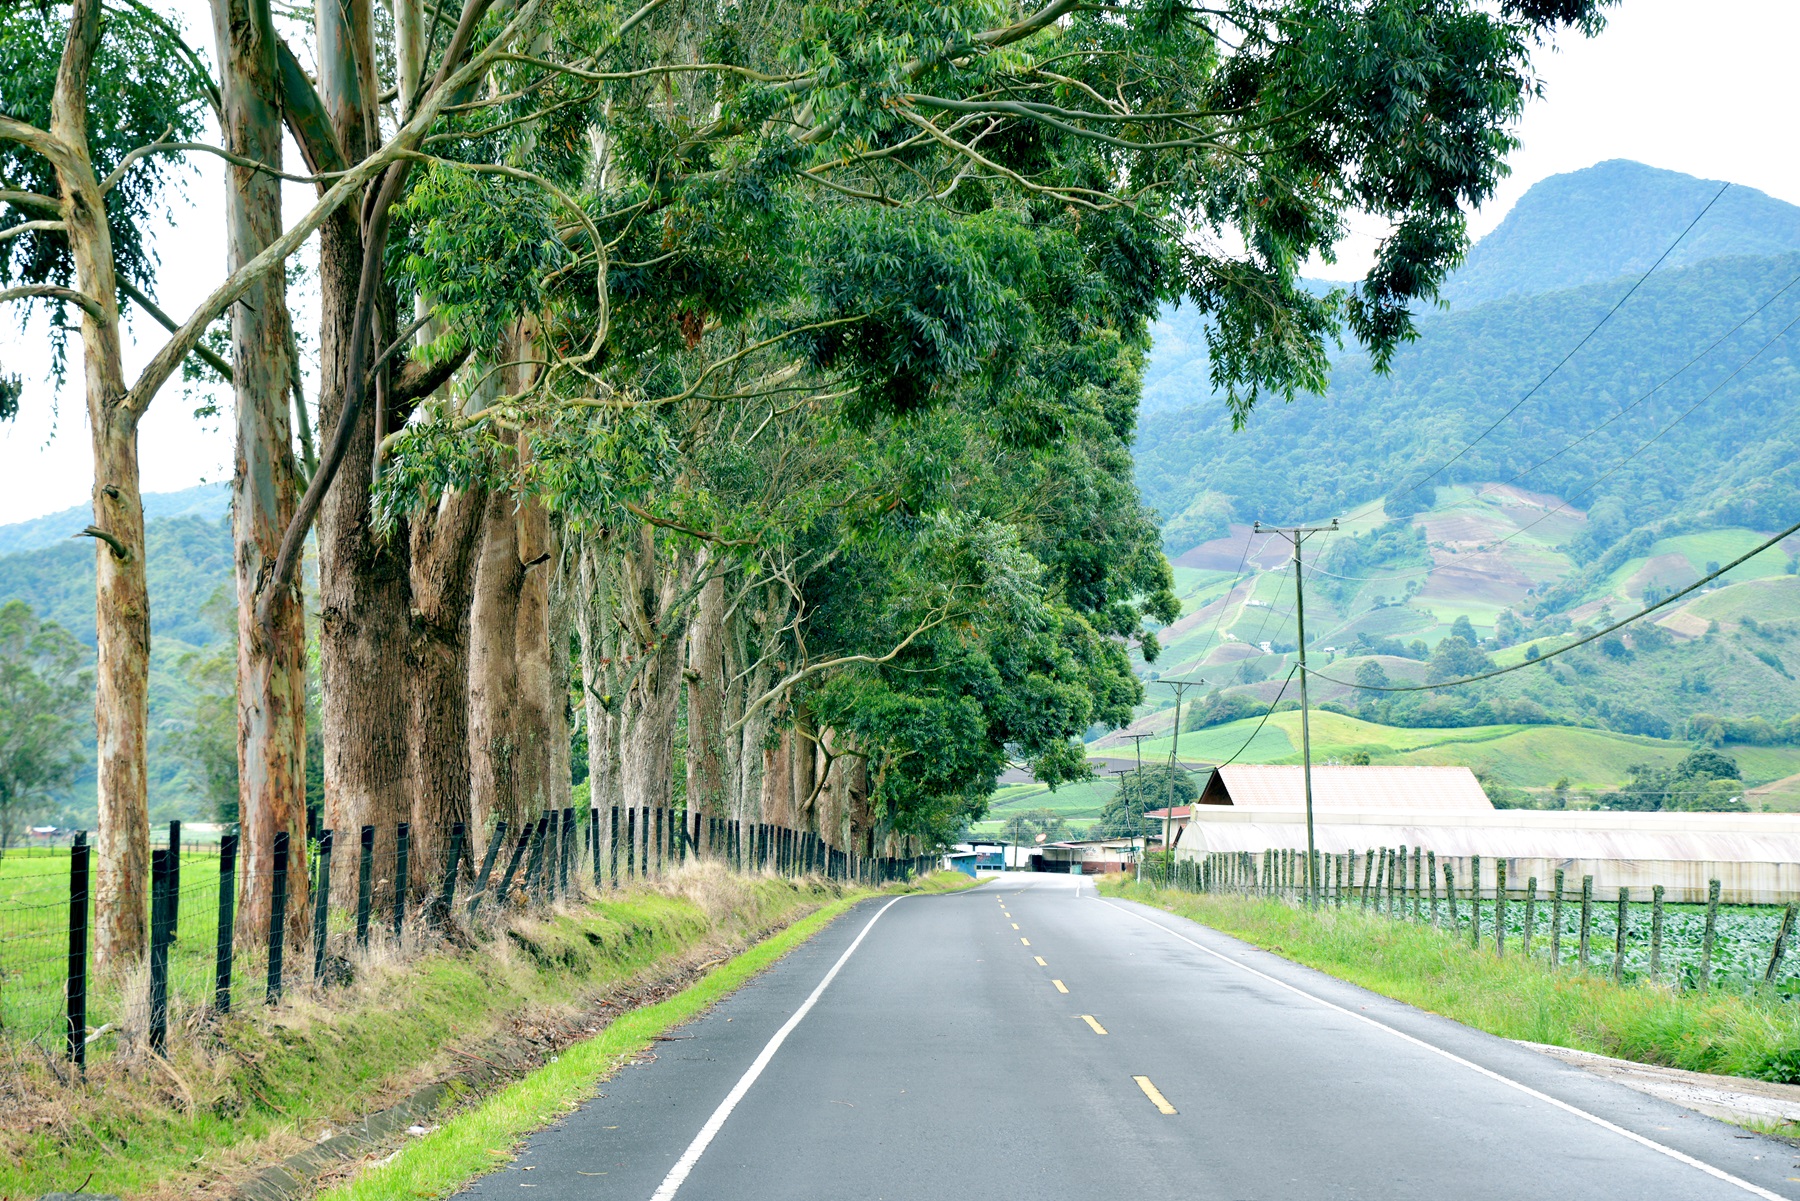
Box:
xmin=393 ymin=821 xmax=411 ymax=941
xmin=268 ymin=831 xmax=290 ymax=1004
xmin=312 ymin=829 xmax=334 ymax=982
xmin=148 ymin=848 xmax=170 ymax=1056
xmin=434 ymin=821 xmax=466 ymax=925
xmin=609 ymin=806 xmax=620 ymax=886
xmin=590 ymin=807 xmax=602 ymax=884
xmin=524 ymin=815 xmax=549 ymax=893
xmin=215 ymin=832 xmax=238 ymax=1014
xmin=492 ymin=824 xmax=532 ymax=914
xmin=469 ymin=820 xmax=508 ymax=917
xmin=66 ymin=831 xmax=89 ymax=1068
xmin=356 ymin=825 xmax=375 ymax=947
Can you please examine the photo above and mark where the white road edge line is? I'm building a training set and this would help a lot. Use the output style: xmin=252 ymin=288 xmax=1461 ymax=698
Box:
xmin=1099 ymin=898 xmax=1786 ymax=1201
xmin=648 ymin=896 xmax=907 ymax=1201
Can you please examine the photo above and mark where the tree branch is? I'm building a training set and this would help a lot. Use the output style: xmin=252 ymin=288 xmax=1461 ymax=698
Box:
xmin=0 ymin=284 xmax=104 ymax=318
xmin=117 ymin=278 xmax=232 ymax=380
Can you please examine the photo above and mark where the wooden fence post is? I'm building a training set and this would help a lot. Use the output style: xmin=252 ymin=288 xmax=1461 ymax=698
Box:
xmin=1650 ymin=884 xmax=1665 ymax=979
xmin=1550 ymin=870 xmax=1565 ymax=967
xmin=1612 ymin=886 xmax=1630 ymax=984
xmin=1523 ymin=876 xmax=1537 ymax=958
xmin=355 ymin=825 xmax=375 ymax=947
xmin=467 ymin=820 xmax=508 ymax=917
xmin=1495 ymin=858 xmax=1507 ymax=956
xmin=1444 ymin=862 xmax=1458 ymax=927
xmin=1578 ymin=874 xmax=1593 ymax=969
xmin=1765 ymin=902 xmax=1797 ymax=984
xmin=1700 ymin=878 xmax=1722 ymax=990
xmin=1427 ymin=851 xmax=1438 ymax=925
xmin=1469 ymin=855 xmax=1481 ymax=949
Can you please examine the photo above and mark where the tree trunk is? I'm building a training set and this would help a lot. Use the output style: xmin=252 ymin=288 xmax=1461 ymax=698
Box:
xmin=575 ymin=536 xmax=623 ymax=820
xmin=684 ymin=561 xmax=726 ymax=819
xmin=512 ymin=487 xmax=560 ymax=819
xmin=45 ymin=0 xmax=150 ymax=968
xmin=405 ymin=487 xmax=484 ymax=876
xmin=216 ymin=0 xmax=309 ymax=948
xmin=617 ymin=527 xmax=693 ymax=815
xmin=314 ymin=0 xmax=410 ymax=898
xmin=469 ymin=487 xmax=525 ymax=832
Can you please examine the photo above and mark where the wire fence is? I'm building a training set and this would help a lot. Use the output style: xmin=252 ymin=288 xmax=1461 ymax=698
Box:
xmin=1 ymin=807 xmax=933 ymax=1067
xmin=1163 ymin=846 xmax=1800 ymax=994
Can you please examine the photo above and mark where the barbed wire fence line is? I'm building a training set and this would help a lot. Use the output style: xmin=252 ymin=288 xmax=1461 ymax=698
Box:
xmin=2 ymin=807 xmax=933 ymax=1070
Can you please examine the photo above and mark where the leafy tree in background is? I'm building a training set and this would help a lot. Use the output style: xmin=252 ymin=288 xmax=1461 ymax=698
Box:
xmin=0 ymin=600 xmax=89 ymax=854
xmin=166 ymin=590 xmax=238 ymax=823
xmin=1601 ymin=749 xmax=1744 ymax=812
xmin=1097 ymin=765 xmax=1198 ymax=838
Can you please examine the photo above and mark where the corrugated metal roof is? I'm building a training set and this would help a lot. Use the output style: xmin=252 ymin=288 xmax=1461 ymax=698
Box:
xmin=1203 ymin=765 xmax=1493 ymax=811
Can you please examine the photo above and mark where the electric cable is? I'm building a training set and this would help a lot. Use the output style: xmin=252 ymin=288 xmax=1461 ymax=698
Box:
xmin=1405 ymin=182 xmax=1730 ymax=496
xmin=1213 ymin=664 xmax=1301 ymax=768
xmin=1307 ymin=512 xmax=1800 ymax=693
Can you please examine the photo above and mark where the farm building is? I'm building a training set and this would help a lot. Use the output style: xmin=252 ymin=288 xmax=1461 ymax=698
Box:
xmin=1153 ymin=765 xmax=1800 ymax=903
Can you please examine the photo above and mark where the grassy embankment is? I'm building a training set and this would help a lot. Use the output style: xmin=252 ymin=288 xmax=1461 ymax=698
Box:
xmin=1104 ymin=879 xmax=1800 ymax=1084
xmin=2 ymin=868 xmax=972 ymax=1200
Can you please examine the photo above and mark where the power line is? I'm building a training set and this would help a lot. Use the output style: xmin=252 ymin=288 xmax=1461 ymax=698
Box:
xmin=1214 ymin=664 xmax=1299 ymax=768
xmin=1308 ymin=511 xmax=1800 ymax=694
xmin=1474 ymin=266 xmax=1800 ymax=499
xmin=1186 ymin=528 xmax=1270 ymax=669
xmin=1484 ymin=307 xmax=1800 ymax=554
xmin=1405 ymin=182 xmax=1730 ymax=496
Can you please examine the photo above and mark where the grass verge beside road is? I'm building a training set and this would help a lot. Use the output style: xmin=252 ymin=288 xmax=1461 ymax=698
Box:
xmin=2 ymin=867 xmax=910 ymax=1200
xmin=1105 ymin=880 xmax=1800 ymax=1084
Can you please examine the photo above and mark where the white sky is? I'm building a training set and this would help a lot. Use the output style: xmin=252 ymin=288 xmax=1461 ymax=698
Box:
xmin=3 ymin=0 xmax=1798 ymax=525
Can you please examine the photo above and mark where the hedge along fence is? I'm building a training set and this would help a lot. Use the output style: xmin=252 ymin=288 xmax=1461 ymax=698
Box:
xmin=1166 ymin=847 xmax=1800 ymax=995
xmin=2 ymin=806 xmax=935 ymax=1069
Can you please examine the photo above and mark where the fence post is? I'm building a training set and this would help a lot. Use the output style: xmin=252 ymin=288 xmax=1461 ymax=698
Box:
xmin=215 ymin=832 xmax=237 ymax=1014
xmin=267 ymin=831 xmax=290 ymax=1004
xmin=1469 ymin=855 xmax=1481 ymax=949
xmin=544 ymin=809 xmax=562 ymax=898
xmin=1523 ymin=876 xmax=1537 ymax=958
xmin=468 ymin=820 xmax=508 ymax=917
xmin=1650 ymin=884 xmax=1665 ymax=979
xmin=393 ymin=822 xmax=411 ymax=942
xmin=1578 ymin=874 xmax=1593 ymax=969
xmin=1427 ymin=851 xmax=1439 ymax=925
xmin=149 ymin=847 xmax=170 ymax=1056
xmin=591 ymin=807 xmax=602 ymax=884
xmin=66 ymin=831 xmax=90 ymax=1068
xmin=609 ymin=806 xmax=621 ymax=886
xmin=491 ymin=823 xmax=532 ymax=914
xmin=1613 ymin=886 xmax=1630 ymax=984
xmin=312 ymin=829 xmax=334 ymax=983
xmin=1550 ymin=869 xmax=1565 ymax=967
xmin=1700 ymin=878 xmax=1721 ymax=990
xmin=1765 ymin=902 xmax=1797 ymax=984
xmin=560 ymin=807 xmax=575 ymax=892
xmin=355 ymin=825 xmax=375 ymax=947
xmin=434 ymin=821 xmax=466 ymax=926
xmin=524 ymin=814 xmax=549 ymax=893
xmin=1361 ymin=849 xmax=1375 ymax=910
xmin=1444 ymin=862 xmax=1458 ymax=927
xmin=1495 ymin=859 xmax=1507 ymax=956
xmin=1412 ymin=847 xmax=1423 ymax=919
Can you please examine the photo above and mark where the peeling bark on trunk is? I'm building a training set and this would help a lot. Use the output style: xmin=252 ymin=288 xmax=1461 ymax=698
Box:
xmin=216 ymin=0 xmax=308 ymax=946
xmin=575 ymin=537 xmax=623 ymax=849
xmin=617 ymin=528 xmax=693 ymax=817
xmin=405 ymin=487 xmax=484 ymax=877
xmin=314 ymin=0 xmax=410 ymax=899
xmin=469 ymin=486 xmax=525 ymax=833
xmin=513 ymin=489 xmax=560 ymax=820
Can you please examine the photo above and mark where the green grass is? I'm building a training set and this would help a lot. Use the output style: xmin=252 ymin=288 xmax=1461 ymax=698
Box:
xmin=0 ymin=870 xmax=855 ymax=1200
xmin=1106 ymin=881 xmax=1800 ymax=1082
xmin=1681 ymin=576 xmax=1800 ymax=625
xmin=1099 ymin=710 xmax=1800 ymax=791
xmin=317 ymin=894 xmax=869 ymax=1201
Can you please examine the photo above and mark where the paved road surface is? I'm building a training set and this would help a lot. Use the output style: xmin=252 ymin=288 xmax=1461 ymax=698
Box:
xmin=454 ymin=875 xmax=1800 ymax=1199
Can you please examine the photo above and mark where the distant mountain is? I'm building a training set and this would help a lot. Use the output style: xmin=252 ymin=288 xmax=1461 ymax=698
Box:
xmin=0 ymin=481 xmax=229 ymax=555
xmin=1443 ymin=161 xmax=1800 ymax=307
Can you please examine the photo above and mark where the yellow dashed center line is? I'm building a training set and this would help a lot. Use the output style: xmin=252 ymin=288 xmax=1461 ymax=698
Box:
xmin=1033 ymin=956 xmax=1047 ymax=966
xmin=1020 ymin=937 xmax=1031 ymax=946
xmin=1011 ymin=923 xmax=1019 ymax=930
xmin=1134 ymin=1076 xmax=1177 ymax=1114
xmin=1053 ymin=979 xmax=1069 ymax=994
xmin=1080 ymin=1014 xmax=1107 ymax=1035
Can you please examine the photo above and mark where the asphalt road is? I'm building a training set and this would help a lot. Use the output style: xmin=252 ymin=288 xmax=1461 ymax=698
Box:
xmin=454 ymin=875 xmax=1800 ymax=1200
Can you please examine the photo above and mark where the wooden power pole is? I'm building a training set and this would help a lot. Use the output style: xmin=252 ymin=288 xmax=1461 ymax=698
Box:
xmin=1253 ymin=518 xmax=1337 ymax=906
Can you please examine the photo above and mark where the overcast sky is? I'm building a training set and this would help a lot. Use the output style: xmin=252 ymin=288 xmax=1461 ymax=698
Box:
xmin=3 ymin=0 xmax=1798 ymax=525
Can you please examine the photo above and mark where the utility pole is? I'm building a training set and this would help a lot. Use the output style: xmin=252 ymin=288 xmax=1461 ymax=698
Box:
xmin=1254 ymin=519 xmax=1337 ymax=907
xmin=1122 ymin=732 xmax=1151 ymax=883
xmin=1157 ymin=677 xmax=1205 ymax=884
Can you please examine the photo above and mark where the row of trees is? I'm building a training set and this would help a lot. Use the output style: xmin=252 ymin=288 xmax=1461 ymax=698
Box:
xmin=1 ymin=0 xmax=1608 ymax=967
